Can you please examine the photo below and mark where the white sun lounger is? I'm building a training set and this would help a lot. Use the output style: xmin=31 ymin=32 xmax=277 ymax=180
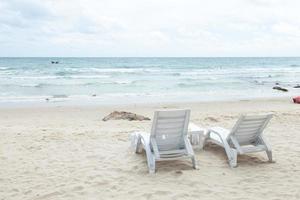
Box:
xmin=131 ymin=109 xmax=197 ymax=173
xmin=207 ymin=114 xmax=273 ymax=167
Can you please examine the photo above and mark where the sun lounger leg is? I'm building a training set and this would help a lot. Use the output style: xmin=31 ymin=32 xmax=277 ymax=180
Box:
xmin=135 ymin=135 xmax=143 ymax=153
xmin=149 ymin=159 xmax=156 ymax=173
xmin=259 ymin=135 xmax=273 ymax=162
xmin=222 ymin=140 xmax=238 ymax=168
xmin=228 ymin=149 xmax=237 ymax=168
xmin=143 ymin=143 xmax=156 ymax=173
xmin=266 ymin=150 xmax=272 ymax=162
xmin=147 ymin=156 xmax=155 ymax=173
xmin=191 ymin=156 xmax=197 ymax=169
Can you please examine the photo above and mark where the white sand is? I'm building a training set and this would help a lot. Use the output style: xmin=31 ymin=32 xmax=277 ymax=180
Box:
xmin=1 ymin=98 xmax=300 ymax=200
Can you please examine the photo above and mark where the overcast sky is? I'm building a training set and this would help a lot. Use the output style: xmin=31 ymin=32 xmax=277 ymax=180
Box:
xmin=0 ymin=0 xmax=300 ymax=57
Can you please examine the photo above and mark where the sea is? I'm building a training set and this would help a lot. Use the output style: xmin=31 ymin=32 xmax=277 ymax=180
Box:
xmin=0 ymin=57 xmax=299 ymax=106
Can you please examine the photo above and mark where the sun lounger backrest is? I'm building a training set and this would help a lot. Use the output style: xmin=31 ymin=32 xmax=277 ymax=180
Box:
xmin=150 ymin=109 xmax=190 ymax=151
xmin=230 ymin=114 xmax=272 ymax=145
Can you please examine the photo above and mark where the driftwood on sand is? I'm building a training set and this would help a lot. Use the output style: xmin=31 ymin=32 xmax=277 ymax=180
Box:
xmin=102 ymin=111 xmax=150 ymax=121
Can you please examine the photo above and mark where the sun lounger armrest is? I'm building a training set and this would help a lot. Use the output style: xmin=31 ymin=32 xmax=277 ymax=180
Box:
xmin=208 ymin=128 xmax=229 ymax=144
xmin=208 ymin=127 xmax=243 ymax=153
xmin=132 ymin=131 xmax=150 ymax=145
xmin=131 ymin=131 xmax=151 ymax=154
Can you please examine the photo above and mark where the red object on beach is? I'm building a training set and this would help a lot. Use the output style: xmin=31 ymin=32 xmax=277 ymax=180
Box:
xmin=293 ymin=96 xmax=300 ymax=104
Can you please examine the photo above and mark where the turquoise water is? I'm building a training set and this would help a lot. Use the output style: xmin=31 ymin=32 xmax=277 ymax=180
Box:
xmin=0 ymin=57 xmax=299 ymax=105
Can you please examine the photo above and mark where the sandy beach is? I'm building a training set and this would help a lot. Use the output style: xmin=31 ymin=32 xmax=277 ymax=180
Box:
xmin=1 ymin=98 xmax=300 ymax=200
xmin=2 ymin=0 xmax=300 ymax=199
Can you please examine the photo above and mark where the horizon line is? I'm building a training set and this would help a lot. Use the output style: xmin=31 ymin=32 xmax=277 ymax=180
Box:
xmin=1 ymin=56 xmax=300 ymax=58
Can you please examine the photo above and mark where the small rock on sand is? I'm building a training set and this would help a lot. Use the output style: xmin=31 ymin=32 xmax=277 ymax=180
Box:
xmin=204 ymin=117 xmax=219 ymax=122
xmin=273 ymin=86 xmax=288 ymax=92
xmin=102 ymin=111 xmax=150 ymax=121
xmin=53 ymin=94 xmax=68 ymax=98
xmin=294 ymin=85 xmax=300 ymax=88
xmin=175 ymin=170 xmax=183 ymax=175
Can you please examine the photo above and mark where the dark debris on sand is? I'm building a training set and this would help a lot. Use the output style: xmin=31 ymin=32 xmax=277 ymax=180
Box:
xmin=102 ymin=111 xmax=150 ymax=121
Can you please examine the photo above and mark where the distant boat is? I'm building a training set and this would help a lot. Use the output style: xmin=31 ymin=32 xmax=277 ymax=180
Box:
xmin=51 ymin=61 xmax=59 ymax=64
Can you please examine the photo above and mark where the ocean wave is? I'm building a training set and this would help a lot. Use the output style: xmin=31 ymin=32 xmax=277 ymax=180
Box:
xmin=61 ymin=67 xmax=162 ymax=74
xmin=0 ymin=80 xmax=137 ymax=89
xmin=55 ymin=71 xmax=69 ymax=76
xmin=0 ymin=75 xmax=111 ymax=80
xmin=64 ymin=75 xmax=111 ymax=79
xmin=0 ymin=67 xmax=13 ymax=70
xmin=177 ymin=83 xmax=203 ymax=88
xmin=169 ymin=72 xmax=181 ymax=76
xmin=0 ymin=83 xmax=41 ymax=88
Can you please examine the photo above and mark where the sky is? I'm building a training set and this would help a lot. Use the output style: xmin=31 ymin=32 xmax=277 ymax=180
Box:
xmin=0 ymin=0 xmax=300 ymax=57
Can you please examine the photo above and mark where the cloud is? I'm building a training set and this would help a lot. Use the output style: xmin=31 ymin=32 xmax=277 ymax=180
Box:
xmin=0 ymin=0 xmax=300 ymax=56
xmin=0 ymin=0 xmax=54 ymax=28
xmin=272 ymin=22 xmax=300 ymax=37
